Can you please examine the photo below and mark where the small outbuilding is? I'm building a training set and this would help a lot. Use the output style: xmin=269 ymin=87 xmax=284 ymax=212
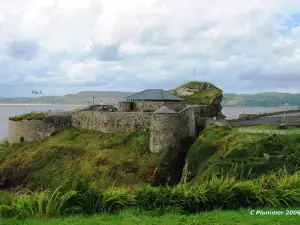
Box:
xmin=118 ymin=89 xmax=185 ymax=112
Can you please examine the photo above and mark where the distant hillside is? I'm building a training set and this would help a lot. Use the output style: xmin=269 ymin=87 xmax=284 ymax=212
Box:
xmin=0 ymin=91 xmax=135 ymax=105
xmin=222 ymin=93 xmax=300 ymax=107
xmin=2 ymin=90 xmax=300 ymax=107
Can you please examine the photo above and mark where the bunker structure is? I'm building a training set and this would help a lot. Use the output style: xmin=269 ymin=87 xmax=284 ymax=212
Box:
xmin=7 ymin=89 xmax=226 ymax=153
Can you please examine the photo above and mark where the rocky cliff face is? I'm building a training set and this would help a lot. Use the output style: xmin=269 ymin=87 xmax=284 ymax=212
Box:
xmin=169 ymin=81 xmax=224 ymax=118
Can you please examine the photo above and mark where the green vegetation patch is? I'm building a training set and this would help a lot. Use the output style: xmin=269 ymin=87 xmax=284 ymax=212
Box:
xmin=1 ymin=171 xmax=300 ymax=220
xmin=184 ymin=125 xmax=300 ymax=183
xmin=3 ymin=208 xmax=300 ymax=225
xmin=237 ymin=124 xmax=300 ymax=131
xmin=222 ymin=92 xmax=300 ymax=107
xmin=0 ymin=128 xmax=178 ymax=190
xmin=9 ymin=113 xmax=48 ymax=121
xmin=169 ymin=81 xmax=223 ymax=105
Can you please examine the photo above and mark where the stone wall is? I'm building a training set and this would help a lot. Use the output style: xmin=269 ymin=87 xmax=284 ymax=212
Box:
xmin=72 ymin=111 xmax=152 ymax=133
xmin=179 ymin=105 xmax=202 ymax=138
xmin=83 ymin=105 xmax=116 ymax=112
xmin=149 ymin=113 xmax=180 ymax=153
xmin=7 ymin=114 xmax=72 ymax=144
xmin=118 ymin=102 xmax=132 ymax=112
xmin=7 ymin=104 xmax=211 ymax=148
xmin=118 ymin=101 xmax=186 ymax=112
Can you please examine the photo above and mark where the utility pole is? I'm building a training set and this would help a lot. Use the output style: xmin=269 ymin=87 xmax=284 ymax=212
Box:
xmin=283 ymin=102 xmax=289 ymax=124
xmin=93 ymin=97 xmax=95 ymax=106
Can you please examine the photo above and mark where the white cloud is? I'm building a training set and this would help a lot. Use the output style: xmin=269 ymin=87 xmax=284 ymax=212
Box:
xmin=1 ymin=0 xmax=300 ymax=95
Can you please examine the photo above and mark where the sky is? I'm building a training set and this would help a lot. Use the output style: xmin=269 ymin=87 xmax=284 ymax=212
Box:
xmin=1 ymin=0 xmax=300 ymax=97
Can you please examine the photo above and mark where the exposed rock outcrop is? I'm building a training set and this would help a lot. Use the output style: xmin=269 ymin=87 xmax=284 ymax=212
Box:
xmin=169 ymin=81 xmax=224 ymax=118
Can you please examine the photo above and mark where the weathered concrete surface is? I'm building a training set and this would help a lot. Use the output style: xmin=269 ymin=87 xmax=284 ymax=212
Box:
xmin=150 ymin=113 xmax=180 ymax=153
xmin=72 ymin=111 xmax=152 ymax=133
xmin=134 ymin=102 xmax=186 ymax=112
xmin=7 ymin=114 xmax=72 ymax=144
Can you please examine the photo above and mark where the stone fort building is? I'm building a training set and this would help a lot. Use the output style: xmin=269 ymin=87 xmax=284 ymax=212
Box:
xmin=8 ymin=89 xmax=224 ymax=153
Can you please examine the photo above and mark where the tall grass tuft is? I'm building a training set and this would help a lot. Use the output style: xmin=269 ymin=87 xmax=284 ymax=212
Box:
xmin=1 ymin=186 xmax=77 ymax=218
xmin=2 ymin=171 xmax=300 ymax=218
xmin=99 ymin=187 xmax=136 ymax=213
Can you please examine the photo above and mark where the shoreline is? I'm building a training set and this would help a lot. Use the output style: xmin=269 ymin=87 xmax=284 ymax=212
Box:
xmin=0 ymin=103 xmax=84 ymax=106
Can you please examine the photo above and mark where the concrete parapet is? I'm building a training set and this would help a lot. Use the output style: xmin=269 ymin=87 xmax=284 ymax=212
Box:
xmin=7 ymin=114 xmax=72 ymax=144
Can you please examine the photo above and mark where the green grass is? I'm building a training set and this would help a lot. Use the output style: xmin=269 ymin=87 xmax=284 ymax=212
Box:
xmin=236 ymin=124 xmax=300 ymax=130
xmin=184 ymin=125 xmax=300 ymax=182
xmin=0 ymin=128 xmax=171 ymax=190
xmin=169 ymin=81 xmax=223 ymax=105
xmin=2 ymin=171 xmax=300 ymax=219
xmin=2 ymin=209 xmax=300 ymax=225
xmin=9 ymin=113 xmax=48 ymax=121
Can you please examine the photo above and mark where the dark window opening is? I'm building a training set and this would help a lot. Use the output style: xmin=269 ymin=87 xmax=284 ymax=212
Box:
xmin=130 ymin=102 xmax=135 ymax=111
xmin=20 ymin=136 xmax=24 ymax=142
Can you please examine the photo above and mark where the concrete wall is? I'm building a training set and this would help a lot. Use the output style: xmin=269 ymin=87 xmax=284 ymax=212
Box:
xmin=72 ymin=111 xmax=152 ymax=133
xmin=7 ymin=115 xmax=72 ymax=144
xmin=150 ymin=113 xmax=180 ymax=153
xmin=179 ymin=105 xmax=202 ymax=138
xmin=134 ymin=102 xmax=186 ymax=112
xmin=7 ymin=104 xmax=210 ymax=149
xmin=83 ymin=105 xmax=115 ymax=112
xmin=118 ymin=102 xmax=132 ymax=112
xmin=117 ymin=101 xmax=186 ymax=112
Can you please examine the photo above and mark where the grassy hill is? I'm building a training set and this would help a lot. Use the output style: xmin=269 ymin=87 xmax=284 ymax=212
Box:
xmin=3 ymin=85 xmax=300 ymax=107
xmin=183 ymin=125 xmax=300 ymax=183
xmin=0 ymin=91 xmax=135 ymax=105
xmin=222 ymin=92 xmax=300 ymax=107
xmin=0 ymin=129 xmax=185 ymax=190
xmin=169 ymin=81 xmax=223 ymax=105
xmin=1 ymin=126 xmax=300 ymax=221
xmin=1 ymin=125 xmax=299 ymax=191
xmin=169 ymin=81 xmax=223 ymax=117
